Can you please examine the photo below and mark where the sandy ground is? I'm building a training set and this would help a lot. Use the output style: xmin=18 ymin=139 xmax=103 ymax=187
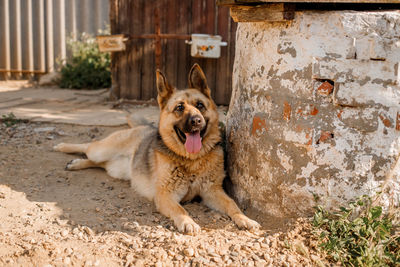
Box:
xmin=0 ymin=83 xmax=327 ymax=267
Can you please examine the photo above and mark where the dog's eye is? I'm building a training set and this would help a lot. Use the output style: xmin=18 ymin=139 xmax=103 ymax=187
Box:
xmin=196 ymin=102 xmax=205 ymax=110
xmin=175 ymin=104 xmax=184 ymax=112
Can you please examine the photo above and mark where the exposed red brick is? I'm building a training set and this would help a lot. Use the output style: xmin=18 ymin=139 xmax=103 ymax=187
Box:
xmin=283 ymin=101 xmax=291 ymax=121
xmin=306 ymin=137 xmax=313 ymax=146
xmin=295 ymin=125 xmax=302 ymax=132
xmin=379 ymin=114 xmax=392 ymax=128
xmin=317 ymin=81 xmax=334 ymax=95
xmin=319 ymin=131 xmax=333 ymax=143
xmin=337 ymin=109 xmax=343 ymax=119
xmin=396 ymin=112 xmax=400 ymax=131
xmin=305 ymin=129 xmax=313 ymax=145
xmin=251 ymin=116 xmax=267 ymax=136
xmin=310 ymin=105 xmax=319 ymax=116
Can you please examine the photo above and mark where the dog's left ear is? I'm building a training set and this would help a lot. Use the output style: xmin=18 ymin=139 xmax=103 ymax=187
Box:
xmin=188 ymin=64 xmax=211 ymax=99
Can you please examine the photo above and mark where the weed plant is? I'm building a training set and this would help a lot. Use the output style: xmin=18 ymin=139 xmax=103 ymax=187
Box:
xmin=59 ymin=33 xmax=111 ymax=89
xmin=313 ymin=195 xmax=399 ymax=266
xmin=1 ymin=113 xmax=22 ymax=127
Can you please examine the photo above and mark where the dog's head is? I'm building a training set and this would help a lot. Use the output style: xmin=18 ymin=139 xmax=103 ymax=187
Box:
xmin=156 ymin=64 xmax=220 ymax=159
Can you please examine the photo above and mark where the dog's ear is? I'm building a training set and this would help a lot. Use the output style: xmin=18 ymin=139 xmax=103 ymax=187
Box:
xmin=156 ymin=70 xmax=175 ymax=109
xmin=188 ymin=64 xmax=211 ymax=98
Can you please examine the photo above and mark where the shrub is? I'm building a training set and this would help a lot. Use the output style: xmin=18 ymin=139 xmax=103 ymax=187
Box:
xmin=59 ymin=33 xmax=111 ymax=89
xmin=313 ymin=195 xmax=400 ymax=266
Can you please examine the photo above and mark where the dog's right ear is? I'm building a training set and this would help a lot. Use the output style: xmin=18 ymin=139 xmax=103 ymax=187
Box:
xmin=156 ymin=70 xmax=175 ymax=109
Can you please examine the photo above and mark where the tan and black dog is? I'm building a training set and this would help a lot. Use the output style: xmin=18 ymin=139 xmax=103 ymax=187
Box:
xmin=54 ymin=64 xmax=260 ymax=234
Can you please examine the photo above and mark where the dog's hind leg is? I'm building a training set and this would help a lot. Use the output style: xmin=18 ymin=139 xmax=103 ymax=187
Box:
xmin=65 ymin=159 xmax=104 ymax=171
xmin=53 ymin=143 xmax=90 ymax=154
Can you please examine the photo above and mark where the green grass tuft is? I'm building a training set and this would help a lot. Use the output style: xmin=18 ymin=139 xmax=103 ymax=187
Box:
xmin=1 ymin=113 xmax=22 ymax=127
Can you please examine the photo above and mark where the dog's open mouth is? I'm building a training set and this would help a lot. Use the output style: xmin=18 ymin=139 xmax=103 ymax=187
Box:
xmin=174 ymin=124 xmax=207 ymax=154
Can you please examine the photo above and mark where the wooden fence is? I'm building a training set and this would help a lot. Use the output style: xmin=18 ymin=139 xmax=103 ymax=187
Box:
xmin=110 ymin=0 xmax=236 ymax=105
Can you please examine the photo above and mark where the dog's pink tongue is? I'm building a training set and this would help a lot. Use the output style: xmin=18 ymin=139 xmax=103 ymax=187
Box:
xmin=185 ymin=132 xmax=202 ymax=154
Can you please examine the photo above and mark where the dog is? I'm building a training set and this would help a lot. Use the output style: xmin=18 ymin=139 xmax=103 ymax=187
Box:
xmin=54 ymin=64 xmax=260 ymax=234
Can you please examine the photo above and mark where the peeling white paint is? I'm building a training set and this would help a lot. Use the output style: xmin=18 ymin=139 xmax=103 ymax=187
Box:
xmin=227 ymin=11 xmax=400 ymax=217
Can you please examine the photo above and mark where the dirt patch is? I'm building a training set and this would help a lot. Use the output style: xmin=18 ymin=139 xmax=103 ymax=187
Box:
xmin=0 ymin=121 xmax=326 ymax=266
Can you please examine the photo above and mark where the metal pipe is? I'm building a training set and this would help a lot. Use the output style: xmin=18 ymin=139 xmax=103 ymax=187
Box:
xmin=38 ymin=0 xmax=46 ymax=73
xmin=70 ymin=0 xmax=77 ymax=40
xmin=83 ymin=0 xmax=91 ymax=34
xmin=46 ymin=0 xmax=54 ymax=72
xmin=27 ymin=0 xmax=34 ymax=75
xmin=15 ymin=0 xmax=22 ymax=77
xmin=59 ymin=0 xmax=66 ymax=62
xmin=0 ymin=69 xmax=46 ymax=74
xmin=95 ymin=0 xmax=102 ymax=33
xmin=3 ymin=0 xmax=11 ymax=78
xmin=129 ymin=34 xmax=191 ymax=40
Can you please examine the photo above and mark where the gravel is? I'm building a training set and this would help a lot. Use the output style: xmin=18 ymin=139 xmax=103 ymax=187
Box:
xmin=0 ymin=121 xmax=328 ymax=266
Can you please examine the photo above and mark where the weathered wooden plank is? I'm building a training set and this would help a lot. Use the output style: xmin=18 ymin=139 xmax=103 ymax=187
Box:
xmin=118 ymin=0 xmax=130 ymax=99
xmin=190 ymin=0 xmax=206 ymax=90
xmin=165 ymin=0 xmax=178 ymax=90
xmin=215 ymin=5 xmax=230 ymax=105
xmin=126 ymin=0 xmax=142 ymax=100
xmin=176 ymin=0 xmax=191 ymax=90
xmin=230 ymin=4 xmax=295 ymax=22
xmin=141 ymin=0 xmax=155 ymax=100
xmin=204 ymin=0 xmax=217 ymax=101
xmin=109 ymin=0 xmax=120 ymax=100
xmin=218 ymin=0 xmax=400 ymax=4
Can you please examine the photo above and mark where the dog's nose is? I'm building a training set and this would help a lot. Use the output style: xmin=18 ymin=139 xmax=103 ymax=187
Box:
xmin=190 ymin=115 xmax=202 ymax=126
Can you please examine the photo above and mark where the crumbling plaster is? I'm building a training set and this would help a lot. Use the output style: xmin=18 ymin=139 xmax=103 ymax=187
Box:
xmin=226 ymin=11 xmax=400 ymax=217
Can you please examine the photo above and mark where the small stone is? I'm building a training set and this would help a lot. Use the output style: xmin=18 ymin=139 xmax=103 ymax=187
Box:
xmin=93 ymin=260 xmax=100 ymax=266
xmin=95 ymin=207 xmax=100 ymax=212
xmin=34 ymin=127 xmax=55 ymax=133
xmin=230 ymin=251 xmax=238 ymax=257
xmin=155 ymin=261 xmax=163 ymax=267
xmin=82 ymin=226 xmax=94 ymax=236
xmin=183 ymin=247 xmax=194 ymax=257
xmin=84 ymin=260 xmax=93 ymax=266
xmin=263 ymin=253 xmax=271 ymax=262
xmin=63 ymin=257 xmax=71 ymax=265
xmin=61 ymin=229 xmax=68 ymax=237
xmin=175 ymin=254 xmax=183 ymax=261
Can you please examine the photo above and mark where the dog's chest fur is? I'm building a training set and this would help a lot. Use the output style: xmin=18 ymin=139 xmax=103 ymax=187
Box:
xmin=154 ymin=147 xmax=224 ymax=202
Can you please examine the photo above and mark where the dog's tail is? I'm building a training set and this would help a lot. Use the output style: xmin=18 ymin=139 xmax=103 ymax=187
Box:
xmin=126 ymin=114 xmax=153 ymax=128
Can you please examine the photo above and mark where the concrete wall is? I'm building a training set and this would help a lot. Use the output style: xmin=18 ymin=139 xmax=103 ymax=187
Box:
xmin=226 ymin=11 xmax=400 ymax=218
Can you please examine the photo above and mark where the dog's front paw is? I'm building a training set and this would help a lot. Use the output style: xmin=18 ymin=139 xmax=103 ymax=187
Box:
xmin=175 ymin=217 xmax=201 ymax=235
xmin=232 ymin=214 xmax=260 ymax=230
